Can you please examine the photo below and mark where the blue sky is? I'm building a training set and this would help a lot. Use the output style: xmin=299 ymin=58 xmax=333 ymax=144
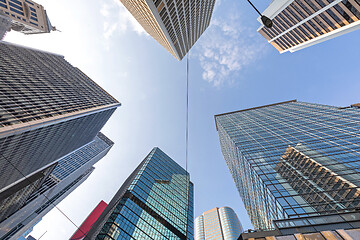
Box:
xmin=6 ymin=0 xmax=360 ymax=239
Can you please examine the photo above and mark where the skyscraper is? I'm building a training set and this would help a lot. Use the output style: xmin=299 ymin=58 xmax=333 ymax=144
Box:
xmin=119 ymin=0 xmax=216 ymax=60
xmin=215 ymin=100 xmax=360 ymax=230
xmin=0 ymin=0 xmax=54 ymax=35
xmin=0 ymin=133 xmax=114 ymax=240
xmin=0 ymin=41 xmax=120 ymax=223
xmin=0 ymin=11 xmax=11 ymax=40
xmin=85 ymin=147 xmax=194 ymax=240
xmin=258 ymin=0 xmax=360 ymax=53
xmin=194 ymin=207 xmax=243 ymax=240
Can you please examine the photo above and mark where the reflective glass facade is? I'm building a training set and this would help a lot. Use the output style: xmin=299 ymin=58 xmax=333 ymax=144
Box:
xmin=0 ymin=133 xmax=113 ymax=239
xmin=0 ymin=41 xmax=119 ymax=194
xmin=194 ymin=207 xmax=243 ymax=240
xmin=215 ymin=100 xmax=360 ymax=230
xmin=86 ymin=147 xmax=194 ymax=240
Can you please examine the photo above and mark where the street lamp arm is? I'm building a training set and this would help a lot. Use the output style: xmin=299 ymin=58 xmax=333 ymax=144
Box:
xmin=245 ymin=0 xmax=273 ymax=28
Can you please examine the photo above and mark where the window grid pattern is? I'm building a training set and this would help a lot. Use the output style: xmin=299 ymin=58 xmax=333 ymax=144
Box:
xmin=194 ymin=207 xmax=243 ymax=240
xmin=258 ymin=0 xmax=360 ymax=52
xmin=120 ymin=0 xmax=215 ymax=60
xmin=0 ymin=42 xmax=118 ymax=194
xmin=119 ymin=0 xmax=178 ymax=59
xmin=0 ymin=108 xmax=115 ymax=192
xmin=153 ymin=0 xmax=215 ymax=60
xmin=216 ymin=101 xmax=360 ymax=230
xmin=0 ymin=163 xmax=55 ymax=222
xmin=26 ymin=132 xmax=113 ymax=203
xmin=0 ymin=0 xmax=51 ymax=34
xmin=0 ymin=43 xmax=118 ymax=127
xmin=1 ymin=134 xmax=113 ymax=239
xmin=95 ymin=147 xmax=194 ymax=240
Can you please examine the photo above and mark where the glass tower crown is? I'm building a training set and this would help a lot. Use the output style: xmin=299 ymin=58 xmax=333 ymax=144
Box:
xmin=86 ymin=147 xmax=194 ymax=240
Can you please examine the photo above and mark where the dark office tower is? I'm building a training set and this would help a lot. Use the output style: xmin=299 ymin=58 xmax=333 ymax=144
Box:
xmin=85 ymin=147 xmax=194 ymax=240
xmin=215 ymin=100 xmax=360 ymax=230
xmin=0 ymin=133 xmax=114 ymax=240
xmin=258 ymin=0 xmax=360 ymax=53
xmin=119 ymin=0 xmax=215 ymax=60
xmin=0 ymin=42 xmax=120 ymax=222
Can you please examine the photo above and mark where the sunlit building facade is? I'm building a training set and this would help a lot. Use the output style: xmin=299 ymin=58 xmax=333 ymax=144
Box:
xmin=0 ymin=0 xmax=54 ymax=35
xmin=0 ymin=41 xmax=119 ymax=225
xmin=195 ymin=207 xmax=243 ymax=240
xmin=215 ymin=100 xmax=360 ymax=230
xmin=258 ymin=0 xmax=360 ymax=53
xmin=119 ymin=0 xmax=215 ymax=60
xmin=85 ymin=147 xmax=194 ymax=240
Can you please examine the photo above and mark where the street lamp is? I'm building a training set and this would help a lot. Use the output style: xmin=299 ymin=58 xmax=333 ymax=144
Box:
xmin=246 ymin=0 xmax=273 ymax=28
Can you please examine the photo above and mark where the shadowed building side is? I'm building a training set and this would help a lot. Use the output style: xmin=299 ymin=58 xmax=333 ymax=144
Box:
xmin=0 ymin=133 xmax=115 ymax=240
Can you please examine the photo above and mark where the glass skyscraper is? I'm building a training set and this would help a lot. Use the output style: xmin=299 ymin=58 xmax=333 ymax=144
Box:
xmin=0 ymin=41 xmax=119 ymax=229
xmin=195 ymin=206 xmax=243 ymax=240
xmin=85 ymin=147 xmax=194 ymax=240
xmin=215 ymin=100 xmax=360 ymax=230
xmin=0 ymin=133 xmax=114 ymax=240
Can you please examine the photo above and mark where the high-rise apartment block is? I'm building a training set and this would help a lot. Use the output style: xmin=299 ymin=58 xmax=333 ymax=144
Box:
xmin=0 ymin=41 xmax=119 ymax=226
xmin=85 ymin=147 xmax=194 ymax=240
xmin=120 ymin=0 xmax=215 ymax=60
xmin=0 ymin=133 xmax=114 ymax=240
xmin=0 ymin=11 xmax=11 ymax=39
xmin=195 ymin=207 xmax=243 ymax=240
xmin=0 ymin=0 xmax=54 ymax=35
xmin=258 ymin=0 xmax=360 ymax=53
xmin=215 ymin=100 xmax=360 ymax=230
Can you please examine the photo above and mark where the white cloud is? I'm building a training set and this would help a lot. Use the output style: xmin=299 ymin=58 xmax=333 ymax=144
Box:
xmin=194 ymin=8 xmax=267 ymax=87
xmin=100 ymin=0 xmax=148 ymax=41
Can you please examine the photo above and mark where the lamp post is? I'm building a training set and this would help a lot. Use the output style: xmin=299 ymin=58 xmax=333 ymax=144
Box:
xmin=246 ymin=0 xmax=273 ymax=28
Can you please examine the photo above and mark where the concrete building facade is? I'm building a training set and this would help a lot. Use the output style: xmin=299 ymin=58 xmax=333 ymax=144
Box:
xmin=0 ymin=0 xmax=54 ymax=35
